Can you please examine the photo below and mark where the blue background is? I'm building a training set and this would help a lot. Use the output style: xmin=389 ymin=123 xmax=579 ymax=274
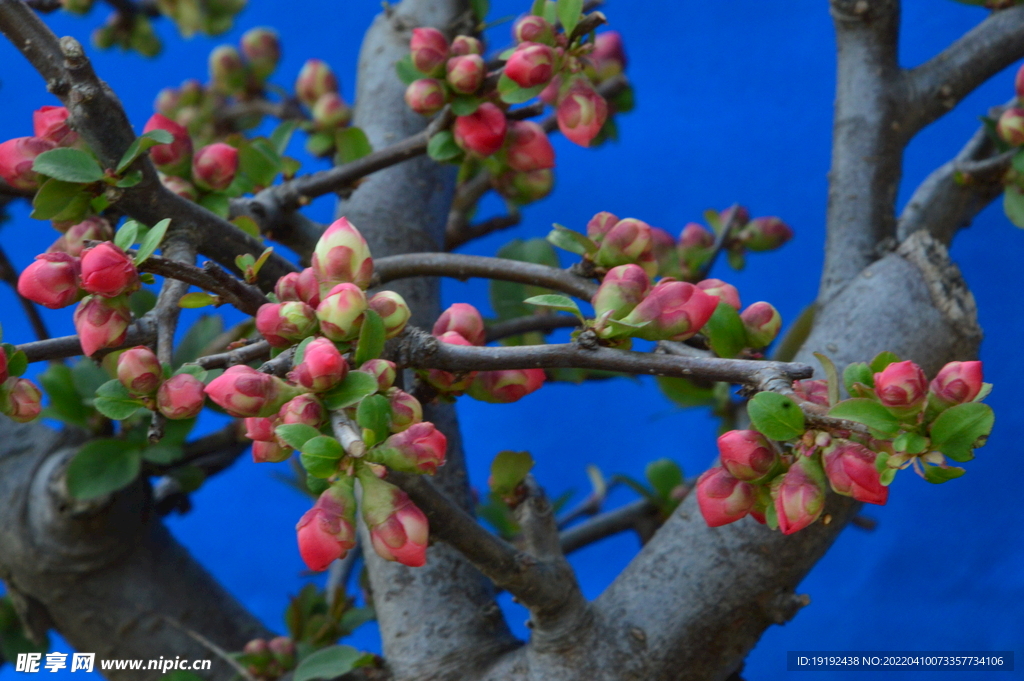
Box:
xmin=1 ymin=1 xmax=1022 ymax=679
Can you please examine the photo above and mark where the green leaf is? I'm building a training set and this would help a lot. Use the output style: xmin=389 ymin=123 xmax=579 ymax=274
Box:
xmin=173 ymin=363 xmax=208 ymax=382
xmin=395 ymin=54 xmax=422 ymax=85
xmin=134 ymin=218 xmax=170 ymax=265
xmin=275 ymin=423 xmax=322 ymax=451
xmin=39 ymin=363 xmax=94 ymax=427
xmin=33 ymin=147 xmax=105 ymax=183
xmin=66 ymin=439 xmax=142 ymax=500
xmin=357 ymin=393 xmax=391 ymax=447
xmin=556 ymin=0 xmax=583 ymax=36
xmin=293 ymin=336 xmax=315 ymax=366
xmin=828 ymin=398 xmax=901 ymax=439
xmin=929 ymin=401 xmax=994 ymax=462
xmin=334 ymin=127 xmax=373 ymax=165
xmin=94 ymin=379 xmax=145 ymax=420
xmin=129 ymin=289 xmax=158 ymax=317
xmin=843 ymin=361 xmax=874 ymax=394
xmin=354 ymin=309 xmax=386 ymax=366
xmin=656 ymin=375 xmax=716 ymax=408
xmin=293 ymin=645 xmax=374 ymax=681
xmin=645 ymin=458 xmax=683 ymax=501
xmin=922 ymin=464 xmax=966 ymax=484
xmin=523 ymin=294 xmax=582 ymax=318
xmin=470 ymin=0 xmax=489 ymax=20
xmin=869 ymin=351 xmax=901 ymax=374
xmin=30 ymin=178 xmax=86 ymax=220
xmin=270 ymin=120 xmax=300 ymax=156
xmin=530 ymin=0 xmax=547 ymax=15
xmin=489 ymin=450 xmax=534 ymax=496
xmin=116 ymin=128 xmax=174 ymax=173
xmin=892 ymin=432 xmax=929 ymax=455
xmin=141 ymin=443 xmax=184 ymax=465
xmin=546 ymin=223 xmax=597 ymax=255
xmin=231 ymin=215 xmax=262 ymax=239
xmin=703 ymin=302 xmax=747 ymax=359
xmin=115 ymin=220 xmax=140 ymax=251
xmin=172 ymin=315 xmax=223 ymax=367
xmin=4 ymin=348 xmax=27 ymax=379
xmin=427 ymin=131 xmax=463 ymax=162
xmin=321 ymin=371 xmax=380 ymax=410
xmin=300 ymin=436 xmax=345 ymax=478
xmin=497 ymin=72 xmax=548 ymax=104
xmin=814 ymin=352 xmax=841 ymax=407
xmin=179 ymin=291 xmax=218 ymax=308
xmin=238 ymin=140 xmax=282 ymax=189
xmin=451 ymin=96 xmax=482 ymax=116
xmin=747 ymin=392 xmax=805 ymax=441
xmin=199 ymin=192 xmax=230 ymax=218
xmin=70 ymin=358 xmax=109 ymax=399
xmin=170 ymin=465 xmax=205 ymax=492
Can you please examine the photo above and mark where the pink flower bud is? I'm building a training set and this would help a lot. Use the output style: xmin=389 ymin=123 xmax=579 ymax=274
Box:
xmin=740 ymin=302 xmax=782 ymax=348
xmin=823 ymin=442 xmax=888 ymax=505
xmin=386 ymin=387 xmax=422 ymax=433
xmin=33 ymin=106 xmax=77 ymax=147
xmin=740 ymin=217 xmax=793 ymax=252
xmin=154 ymin=87 xmax=181 ymax=117
xmin=592 ymin=263 xmax=650 ymax=321
xmin=245 ymin=415 xmax=279 ymax=442
xmin=590 ymin=31 xmax=627 ymax=80
xmin=296 ymin=479 xmax=357 ymax=571
xmin=493 ymin=168 xmax=553 ymax=203
xmin=505 ymin=42 xmax=555 ymax=88
xmin=1016 ymin=63 xmax=1024 ymax=102
xmin=358 ymin=470 xmax=429 ymax=567
xmin=267 ymin=637 xmax=296 ymax=669
xmin=680 ymin=222 xmax=714 ymax=250
xmin=621 ymin=280 xmax=718 ymax=342
xmin=160 ymin=174 xmax=198 ymax=201
xmin=252 ymin=439 xmax=292 ymax=463
xmin=143 ymin=113 xmax=193 ymax=173
xmin=506 ymin=120 xmax=555 ymax=172
xmin=48 ymin=217 xmax=114 ymax=257
xmin=446 ymin=54 xmax=485 ymax=95
xmin=156 ymin=373 xmax=206 ymax=420
xmin=556 ymin=78 xmax=608 ymax=148
xmin=316 ymin=283 xmax=368 ymax=342
xmin=405 ymin=79 xmax=449 ymax=116
xmin=720 ymin=205 xmax=751 ymax=227
xmin=376 ymin=421 xmax=447 ymax=474
xmin=289 ymin=337 xmax=348 ymax=392
xmin=312 ymin=92 xmax=352 ymax=130
xmin=425 ymin=331 xmax=477 ymax=392
xmin=998 ymin=107 xmax=1024 ymax=146
xmin=793 ymin=379 xmax=830 ymax=407
xmin=368 ymin=291 xmax=411 ymax=339
xmin=256 ymin=301 xmax=318 ymax=348
xmin=18 ymin=253 xmax=81 ymax=309
xmin=73 ymin=294 xmax=131 ymax=356
xmin=279 ymin=393 xmax=325 ymax=429
xmin=361 ymin=359 xmax=397 ymax=392
xmin=117 ymin=346 xmax=162 ymax=395
xmin=2 ymin=378 xmax=42 ymax=423
xmin=586 ymin=211 xmax=619 ymax=244
xmin=274 ymin=268 xmax=321 ymax=308
xmin=209 ymin=45 xmax=247 ymax=95
xmin=0 ymin=348 xmax=7 ymax=386
xmin=513 ymin=15 xmax=555 ymax=45
xmin=295 ymin=59 xmax=339 ymax=108
xmin=695 ymin=466 xmax=756 ymax=527
xmin=451 ymin=35 xmax=483 ymax=56
xmin=717 ymin=429 xmax=777 ymax=482
xmin=930 ymin=361 xmax=984 ymax=407
xmin=539 ymin=74 xmax=561 ymax=105
xmin=453 ymin=103 xmax=508 ymax=157
xmin=467 ymin=368 xmax=545 ymax=403
xmin=204 ymin=365 xmax=296 ymax=418
xmin=311 ymin=217 xmax=374 ymax=293
xmin=241 ymin=27 xmax=281 ymax=80
xmin=772 ymin=456 xmax=827 ymax=535
xmin=649 ymin=227 xmax=677 ymax=275
xmin=696 ymin=279 xmax=741 ymax=310
xmin=432 ymin=303 xmax=485 ymax=345
xmin=410 ymin=27 xmax=449 ymax=76
xmin=192 ymin=143 xmax=238 ymax=192
xmin=80 ymin=242 xmax=140 ymax=298
xmin=594 ymin=217 xmax=654 ymax=271
xmin=873 ymin=360 xmax=928 ymax=410
xmin=0 ymin=137 xmax=56 ymax=191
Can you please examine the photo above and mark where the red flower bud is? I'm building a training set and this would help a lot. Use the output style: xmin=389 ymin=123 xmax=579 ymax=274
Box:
xmin=424 ymin=331 xmax=477 ymax=392
xmin=256 ymin=301 xmax=318 ymax=348
xmin=295 ymin=59 xmax=339 ymax=108
xmin=267 ymin=637 xmax=295 ymax=669
xmin=312 ymin=93 xmax=352 ymax=130
xmin=316 ymin=283 xmax=368 ymax=342
xmin=241 ymin=27 xmax=281 ymax=80
xmin=586 ymin=211 xmax=619 ymax=244
xmin=590 ymin=31 xmax=627 ymax=80
xmin=930 ymin=361 xmax=984 ymax=407
xmin=358 ymin=470 xmax=429 ymax=567
xmin=73 ymin=294 xmax=131 ymax=356
xmin=432 ymin=303 xmax=485 ymax=345
xmin=592 ymin=263 xmax=650 ymax=321
xmin=252 ymin=439 xmax=292 ymax=464
xmin=245 ymin=415 xmax=280 ymax=442
xmin=367 ymin=291 xmax=411 ymax=339
xmin=493 ymin=168 xmax=553 ymax=203
xmin=621 ymin=280 xmax=718 ymax=342
xmin=274 ymin=268 xmax=321 ymax=308
xmin=739 ymin=217 xmax=793 ymax=252
xmin=695 ymin=466 xmax=755 ymax=527
xmin=505 ymin=42 xmax=555 ymax=88
xmin=680 ymin=222 xmax=714 ymax=250
xmin=873 ymin=360 xmax=928 ymax=410
xmin=209 ymin=45 xmax=247 ymax=96
xmin=159 ymin=174 xmax=198 ymax=201
xmin=279 ymin=393 xmax=324 ymax=429
xmin=0 ymin=347 xmax=7 ymax=386
xmin=405 ymin=79 xmax=449 ymax=116
xmin=506 ymin=120 xmax=555 ymax=172
xmin=1016 ymin=63 xmax=1024 ymax=102
xmin=18 ymin=252 xmax=81 ymax=309
xmin=556 ymin=77 xmax=607 ymax=148
xmin=594 ymin=217 xmax=655 ymax=274
xmin=375 ymin=421 xmax=447 ymax=474
xmin=410 ymin=27 xmax=449 ymax=76
xmin=48 ymin=217 xmax=114 ymax=257
xmin=2 ymin=378 xmax=42 ymax=423
xmin=650 ymin=227 xmax=678 ymax=276
xmin=204 ymin=365 xmax=297 ymax=418
xmin=513 ymin=15 xmax=555 ymax=45
xmin=386 ymin=387 xmax=422 ymax=433
xmin=451 ymin=35 xmax=483 ymax=56
xmin=740 ymin=302 xmax=781 ymax=348
xmin=454 ymin=103 xmax=508 ymax=157
xmin=824 ymin=441 xmax=888 ymax=505
xmin=117 ymin=346 xmax=163 ymax=395
xmin=446 ymin=54 xmax=485 ymax=95
xmin=696 ymin=279 xmax=741 ymax=310
xmin=467 ymin=368 xmax=545 ymax=404
xmin=289 ymin=337 xmax=348 ymax=392
xmin=361 ymin=359 xmax=397 ymax=392
xmin=0 ymin=137 xmax=56 ymax=191
xmin=143 ymin=113 xmax=193 ymax=173
xmin=156 ymin=373 xmax=206 ymax=420
xmin=192 ymin=143 xmax=238 ymax=192
xmin=296 ymin=479 xmax=357 ymax=571
xmin=80 ymin=242 xmax=140 ymax=298
xmin=311 ymin=217 xmax=374 ymax=293
xmin=717 ymin=429 xmax=777 ymax=482
xmin=793 ymin=379 xmax=830 ymax=407
xmin=772 ymin=455 xmax=827 ymax=535
xmin=33 ymin=106 xmax=78 ymax=147
xmin=998 ymin=107 xmax=1024 ymax=146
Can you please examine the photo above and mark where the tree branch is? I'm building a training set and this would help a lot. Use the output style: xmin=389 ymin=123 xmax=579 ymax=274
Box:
xmin=559 ymin=498 xmax=658 ymax=555
xmin=484 ymin=314 xmax=581 ymax=343
xmin=17 ymin=317 xmax=157 ymax=363
xmin=445 ymin=212 xmax=521 ymax=251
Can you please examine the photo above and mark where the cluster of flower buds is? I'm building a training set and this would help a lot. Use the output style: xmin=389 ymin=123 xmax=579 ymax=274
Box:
xmin=238 ymin=636 xmax=297 ymax=681
xmin=114 ymin=346 xmax=206 ymax=420
xmin=419 ymin=302 xmax=546 ymax=402
xmin=697 ymin=356 xmax=992 ymax=534
xmin=0 ymin=105 xmax=78 ymax=192
xmin=0 ymin=347 xmax=42 ymax=424
xmin=294 ymin=59 xmax=355 ymax=158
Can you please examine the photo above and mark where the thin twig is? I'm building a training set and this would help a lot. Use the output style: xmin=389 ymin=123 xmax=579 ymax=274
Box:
xmin=445 ymin=213 xmax=521 ymax=251
xmin=195 ymin=339 xmax=271 ymax=370
xmin=695 ymin=204 xmax=742 ymax=281
xmin=138 ymin=256 xmax=268 ymax=316
xmin=484 ymin=315 xmax=582 ymax=343
xmin=17 ymin=317 xmax=157 ymax=363
xmin=559 ymin=498 xmax=658 ymax=555
xmin=0 ymin=244 xmax=49 ymax=340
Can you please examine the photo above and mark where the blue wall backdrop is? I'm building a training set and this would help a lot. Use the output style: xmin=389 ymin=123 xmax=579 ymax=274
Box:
xmin=1 ymin=1 xmax=1021 ymax=679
